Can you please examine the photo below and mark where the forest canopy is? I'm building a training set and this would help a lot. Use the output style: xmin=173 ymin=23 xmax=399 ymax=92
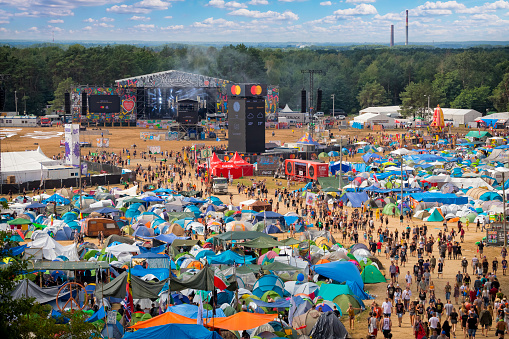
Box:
xmin=1 ymin=43 xmax=509 ymax=117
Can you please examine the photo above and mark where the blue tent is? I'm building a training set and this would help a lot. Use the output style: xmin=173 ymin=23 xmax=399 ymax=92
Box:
xmin=54 ymin=226 xmax=74 ymax=241
xmin=480 ymin=191 xmax=502 ymax=201
xmin=264 ymin=224 xmax=282 ymax=234
xmin=166 ymin=304 xmax=226 ymax=319
xmin=206 ymin=250 xmax=256 ymax=265
xmin=42 ymin=194 xmax=70 ymax=205
xmin=123 ymin=324 xmax=223 ymax=339
xmin=252 ymin=274 xmax=285 ymax=298
xmin=133 ymin=226 xmax=155 ymax=238
xmin=254 ymin=211 xmax=285 ymax=226
xmin=312 ymin=261 xmax=364 ymax=289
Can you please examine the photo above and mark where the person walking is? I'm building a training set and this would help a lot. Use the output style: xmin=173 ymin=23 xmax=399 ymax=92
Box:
xmin=382 ymin=313 xmax=392 ymax=339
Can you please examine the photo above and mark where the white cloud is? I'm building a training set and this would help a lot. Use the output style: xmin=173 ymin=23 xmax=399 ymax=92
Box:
xmin=320 ymin=1 xmax=332 ymax=5
xmin=133 ymin=23 xmax=155 ymax=30
xmin=28 ymin=26 xmax=39 ymax=32
xmin=14 ymin=9 xmax=74 ymax=17
xmin=207 ymin=0 xmax=247 ymax=9
xmin=94 ymin=22 xmax=114 ymax=27
xmin=48 ymin=25 xmax=64 ymax=32
xmin=164 ymin=15 xmax=173 ymax=18
xmin=107 ymin=0 xmax=171 ymax=14
xmin=374 ymin=12 xmax=403 ymax=21
xmin=161 ymin=25 xmax=184 ymax=30
xmin=409 ymin=1 xmax=467 ymax=17
xmin=83 ymin=26 xmax=92 ymax=30
xmin=0 ymin=27 xmax=8 ymax=32
xmin=334 ymin=4 xmax=377 ymax=16
xmin=345 ymin=0 xmax=375 ymax=3
xmin=48 ymin=19 xmax=64 ymax=23
xmin=130 ymin=15 xmax=151 ymax=20
xmin=248 ymin=0 xmax=269 ymax=4
xmin=83 ymin=17 xmax=95 ymax=22
xmin=100 ymin=17 xmax=115 ymax=21
xmin=0 ymin=20 xmax=9 ymax=24
xmin=229 ymin=9 xmax=299 ymax=20
xmin=192 ymin=17 xmax=237 ymax=28
xmin=456 ymin=0 xmax=509 ymax=14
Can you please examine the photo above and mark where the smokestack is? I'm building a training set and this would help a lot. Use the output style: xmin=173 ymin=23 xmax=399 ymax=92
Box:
xmin=406 ymin=10 xmax=409 ymax=46
xmin=390 ymin=25 xmax=394 ymax=47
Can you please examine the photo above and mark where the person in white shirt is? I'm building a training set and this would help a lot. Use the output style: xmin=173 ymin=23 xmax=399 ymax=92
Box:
xmin=406 ymin=271 xmax=413 ymax=287
xmin=382 ymin=298 xmax=393 ymax=316
xmin=429 ymin=312 xmax=440 ymax=330
xmin=402 ymin=287 xmax=412 ymax=311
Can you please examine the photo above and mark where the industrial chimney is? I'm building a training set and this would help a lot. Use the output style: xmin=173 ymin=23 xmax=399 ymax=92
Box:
xmin=406 ymin=10 xmax=409 ymax=45
xmin=390 ymin=25 xmax=394 ymax=47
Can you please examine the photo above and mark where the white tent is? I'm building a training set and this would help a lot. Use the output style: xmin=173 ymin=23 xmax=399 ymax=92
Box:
xmin=27 ymin=233 xmax=79 ymax=261
xmin=1 ymin=147 xmax=78 ymax=184
xmin=352 ymin=113 xmax=396 ymax=128
xmin=360 ymin=106 xmax=401 ymax=118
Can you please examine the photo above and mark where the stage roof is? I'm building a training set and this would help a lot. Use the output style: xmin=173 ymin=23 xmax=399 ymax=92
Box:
xmin=115 ymin=70 xmax=229 ymax=88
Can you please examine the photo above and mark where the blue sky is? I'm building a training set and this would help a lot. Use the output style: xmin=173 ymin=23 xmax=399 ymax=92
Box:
xmin=0 ymin=0 xmax=509 ymax=43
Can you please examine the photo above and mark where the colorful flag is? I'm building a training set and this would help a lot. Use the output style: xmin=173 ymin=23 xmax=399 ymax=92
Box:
xmin=213 ymin=269 xmax=230 ymax=291
xmin=373 ymin=173 xmax=379 ymax=183
xmin=121 ymin=270 xmax=134 ymax=322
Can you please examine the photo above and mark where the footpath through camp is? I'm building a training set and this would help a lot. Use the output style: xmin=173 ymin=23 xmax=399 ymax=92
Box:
xmin=3 ymin=118 xmax=509 ymax=339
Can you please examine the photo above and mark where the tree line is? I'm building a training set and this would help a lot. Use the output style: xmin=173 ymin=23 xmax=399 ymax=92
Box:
xmin=1 ymin=43 xmax=509 ymax=117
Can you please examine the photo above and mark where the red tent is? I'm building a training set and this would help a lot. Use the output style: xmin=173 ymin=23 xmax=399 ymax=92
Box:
xmin=210 ymin=153 xmax=223 ymax=167
xmin=227 ymin=152 xmax=254 ymax=176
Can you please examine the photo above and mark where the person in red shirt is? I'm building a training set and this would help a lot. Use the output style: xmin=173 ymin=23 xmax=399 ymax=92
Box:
xmin=377 ymin=242 xmax=383 ymax=256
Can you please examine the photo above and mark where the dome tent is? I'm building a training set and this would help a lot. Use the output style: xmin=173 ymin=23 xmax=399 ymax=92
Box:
xmin=360 ymin=265 xmax=386 ymax=284
xmin=252 ymin=274 xmax=285 ymax=299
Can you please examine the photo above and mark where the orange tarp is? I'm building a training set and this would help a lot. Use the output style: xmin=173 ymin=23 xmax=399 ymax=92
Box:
xmin=205 ymin=312 xmax=277 ymax=331
xmin=130 ymin=311 xmax=196 ymax=329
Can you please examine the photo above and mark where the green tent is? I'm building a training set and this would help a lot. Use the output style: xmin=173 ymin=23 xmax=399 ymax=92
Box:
xmin=252 ymin=222 xmax=266 ymax=232
xmin=382 ymin=203 xmax=400 ymax=216
xmin=426 ymin=208 xmax=444 ymax=222
xmin=333 ymin=294 xmax=363 ymax=315
xmin=361 ymin=265 xmax=386 ymax=284
xmin=242 ymin=237 xmax=283 ymax=249
xmin=7 ymin=218 xmax=32 ymax=225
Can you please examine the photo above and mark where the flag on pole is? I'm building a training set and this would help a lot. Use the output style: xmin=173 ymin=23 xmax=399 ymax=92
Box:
xmin=196 ymin=294 xmax=204 ymax=325
xmin=213 ymin=269 xmax=230 ymax=291
xmin=121 ymin=269 xmax=134 ymax=322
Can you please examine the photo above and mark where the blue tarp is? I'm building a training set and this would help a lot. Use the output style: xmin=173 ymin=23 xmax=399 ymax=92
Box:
xmin=141 ymin=196 xmax=165 ymax=202
xmin=133 ymin=251 xmax=169 ymax=259
xmin=254 ymin=211 xmax=285 ymax=226
xmin=123 ymin=324 xmax=223 ymax=339
xmin=409 ymin=192 xmax=468 ymax=205
xmin=362 ymin=152 xmax=382 ymax=163
xmin=343 ymin=192 xmax=369 ymax=208
xmin=86 ymin=306 xmax=106 ymax=323
xmin=407 ymin=154 xmax=447 ymax=163
xmin=153 ymin=234 xmax=187 ymax=244
xmin=42 ymin=194 xmax=70 ymax=205
xmin=481 ymin=118 xmax=499 ymax=127
xmin=166 ymin=304 xmax=226 ymax=319
xmin=206 ymin=250 xmax=256 ymax=265
xmin=312 ymin=261 xmax=364 ymax=289
xmin=352 ymin=122 xmax=363 ymax=129
xmin=130 ymin=266 xmax=169 ymax=281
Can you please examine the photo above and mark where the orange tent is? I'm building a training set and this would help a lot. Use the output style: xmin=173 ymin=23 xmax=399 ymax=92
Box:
xmin=187 ymin=260 xmax=204 ymax=269
xmin=205 ymin=312 xmax=277 ymax=331
xmin=315 ymin=259 xmax=330 ymax=265
xmin=130 ymin=311 xmax=196 ymax=329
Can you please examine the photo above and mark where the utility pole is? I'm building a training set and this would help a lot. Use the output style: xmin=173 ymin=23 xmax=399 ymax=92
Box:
xmin=14 ymin=90 xmax=18 ymax=115
xmin=301 ymin=70 xmax=324 ymax=138
xmin=331 ymin=94 xmax=335 ymax=119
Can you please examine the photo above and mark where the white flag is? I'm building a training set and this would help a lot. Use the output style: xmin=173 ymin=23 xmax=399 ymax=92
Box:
xmin=196 ymin=294 xmax=204 ymax=325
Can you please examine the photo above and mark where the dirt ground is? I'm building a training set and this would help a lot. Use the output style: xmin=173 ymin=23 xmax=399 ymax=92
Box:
xmin=4 ymin=125 xmax=503 ymax=338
